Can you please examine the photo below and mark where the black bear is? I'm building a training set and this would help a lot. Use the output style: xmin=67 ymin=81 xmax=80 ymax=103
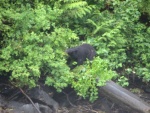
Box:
xmin=66 ymin=44 xmax=96 ymax=69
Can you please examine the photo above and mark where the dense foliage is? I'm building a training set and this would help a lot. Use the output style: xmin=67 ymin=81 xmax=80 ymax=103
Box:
xmin=0 ymin=0 xmax=150 ymax=102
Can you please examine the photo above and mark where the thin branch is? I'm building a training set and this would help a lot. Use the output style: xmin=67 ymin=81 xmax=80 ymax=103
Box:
xmin=19 ymin=88 xmax=41 ymax=113
xmin=63 ymin=91 xmax=76 ymax=107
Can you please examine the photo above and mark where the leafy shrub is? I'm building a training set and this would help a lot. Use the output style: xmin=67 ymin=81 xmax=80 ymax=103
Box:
xmin=71 ymin=57 xmax=117 ymax=102
xmin=0 ymin=0 xmax=150 ymax=102
xmin=0 ymin=0 xmax=117 ymax=102
xmin=0 ymin=2 xmax=78 ymax=88
xmin=117 ymin=76 xmax=129 ymax=87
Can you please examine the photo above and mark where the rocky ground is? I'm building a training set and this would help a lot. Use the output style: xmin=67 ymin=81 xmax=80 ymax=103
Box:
xmin=0 ymin=77 xmax=150 ymax=113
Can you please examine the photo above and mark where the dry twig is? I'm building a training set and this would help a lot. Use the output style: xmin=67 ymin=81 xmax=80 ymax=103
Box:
xmin=19 ymin=88 xmax=41 ymax=113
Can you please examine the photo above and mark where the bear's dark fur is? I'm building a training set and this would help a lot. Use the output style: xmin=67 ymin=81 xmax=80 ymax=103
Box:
xmin=66 ymin=44 xmax=96 ymax=69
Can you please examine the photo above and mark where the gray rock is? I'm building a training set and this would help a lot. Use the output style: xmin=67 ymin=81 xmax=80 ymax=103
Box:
xmin=28 ymin=87 xmax=59 ymax=112
xmin=0 ymin=94 xmax=53 ymax=113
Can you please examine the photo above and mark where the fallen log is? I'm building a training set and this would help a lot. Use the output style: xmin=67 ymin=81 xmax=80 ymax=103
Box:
xmin=99 ymin=80 xmax=150 ymax=113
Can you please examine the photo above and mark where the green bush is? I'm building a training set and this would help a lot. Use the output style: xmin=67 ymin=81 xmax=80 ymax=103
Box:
xmin=71 ymin=57 xmax=117 ymax=102
xmin=0 ymin=1 xmax=78 ymax=88
xmin=0 ymin=0 xmax=116 ymax=102
xmin=0 ymin=0 xmax=150 ymax=102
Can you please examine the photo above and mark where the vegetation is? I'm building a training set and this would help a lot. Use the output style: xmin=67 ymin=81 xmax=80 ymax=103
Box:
xmin=0 ymin=0 xmax=150 ymax=102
